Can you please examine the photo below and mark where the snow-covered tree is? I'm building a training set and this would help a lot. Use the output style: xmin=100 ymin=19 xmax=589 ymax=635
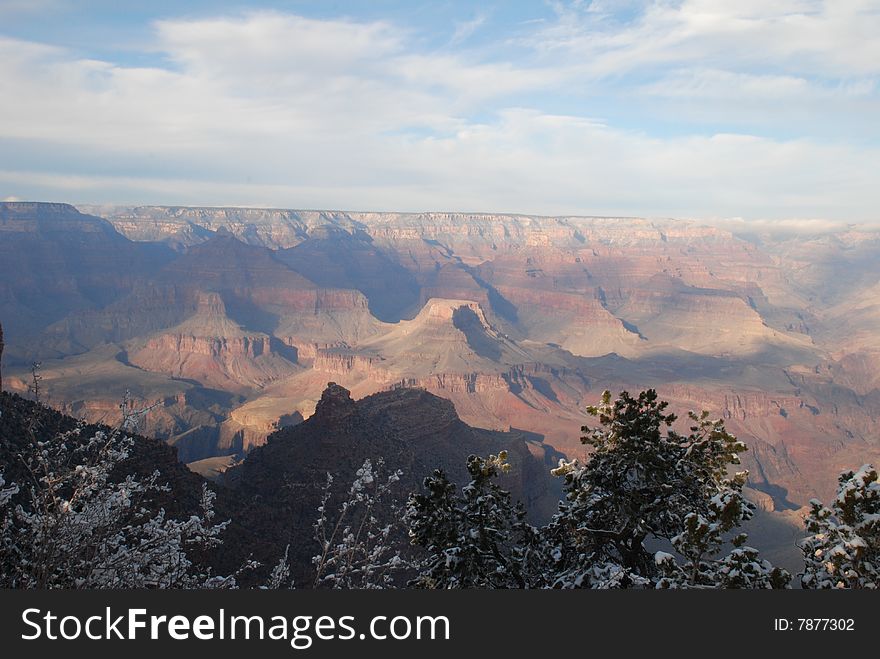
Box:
xmin=542 ymin=390 xmax=685 ymax=585
xmin=654 ymin=487 xmax=789 ymax=589
xmin=544 ymin=391 xmax=788 ymax=588
xmin=405 ymin=390 xmax=788 ymax=589
xmin=0 ymin=396 xmax=247 ymax=588
xmin=406 ymin=452 xmax=538 ymax=588
xmin=800 ymin=464 xmax=879 ymax=589
xmin=651 ymin=411 xmax=790 ymax=589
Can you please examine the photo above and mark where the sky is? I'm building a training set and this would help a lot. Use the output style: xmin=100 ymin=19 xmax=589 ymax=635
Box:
xmin=0 ymin=0 xmax=878 ymax=222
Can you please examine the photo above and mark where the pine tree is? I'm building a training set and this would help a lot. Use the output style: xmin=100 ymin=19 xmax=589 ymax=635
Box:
xmin=547 ymin=390 xmax=684 ymax=582
xmin=405 ymin=390 xmax=789 ymax=589
xmin=800 ymin=464 xmax=878 ymax=589
xmin=406 ymin=452 xmax=535 ymax=588
xmin=652 ymin=411 xmax=790 ymax=589
xmin=545 ymin=391 xmax=788 ymax=587
xmin=654 ymin=485 xmax=789 ymax=588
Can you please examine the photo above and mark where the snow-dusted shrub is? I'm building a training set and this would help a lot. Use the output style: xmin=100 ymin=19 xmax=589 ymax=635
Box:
xmin=0 ymin=393 xmax=245 ymax=588
xmin=800 ymin=464 xmax=879 ymax=589
xmin=310 ymin=458 xmax=406 ymax=589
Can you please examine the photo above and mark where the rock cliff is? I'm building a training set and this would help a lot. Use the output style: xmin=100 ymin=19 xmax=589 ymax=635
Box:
xmin=221 ymin=383 xmax=564 ymax=584
xmin=128 ymin=292 xmax=300 ymax=392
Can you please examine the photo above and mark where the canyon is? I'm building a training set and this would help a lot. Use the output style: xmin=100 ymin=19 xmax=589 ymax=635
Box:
xmin=2 ymin=201 xmax=879 ymax=561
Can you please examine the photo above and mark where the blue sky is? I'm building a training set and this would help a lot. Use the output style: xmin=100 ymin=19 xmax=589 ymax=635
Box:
xmin=1 ymin=1 xmax=878 ymax=222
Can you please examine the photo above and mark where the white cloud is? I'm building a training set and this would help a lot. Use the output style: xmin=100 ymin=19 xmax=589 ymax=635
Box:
xmin=631 ymin=67 xmax=880 ymax=134
xmin=0 ymin=6 xmax=878 ymax=222
xmin=527 ymin=0 xmax=880 ymax=142
xmin=3 ymin=109 xmax=877 ymax=221
xmin=640 ymin=69 xmax=816 ymax=101
xmin=532 ymin=0 xmax=880 ymax=78
xmin=450 ymin=13 xmax=488 ymax=45
xmin=155 ymin=12 xmax=405 ymax=83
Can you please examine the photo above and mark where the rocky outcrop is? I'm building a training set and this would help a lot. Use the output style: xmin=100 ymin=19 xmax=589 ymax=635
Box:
xmin=390 ymin=363 xmax=578 ymax=396
xmin=277 ymin=339 xmax=345 ymax=361
xmin=127 ymin=292 xmax=299 ymax=392
xmin=313 ymin=350 xmax=392 ymax=380
xmin=142 ymin=333 xmax=270 ymax=360
xmin=659 ymin=385 xmax=810 ymax=422
xmin=397 ymin=372 xmax=509 ymax=394
xmin=357 ymin=298 xmax=531 ymax=376
xmin=221 ymin=383 xmax=564 ymax=584
xmin=311 ymin=381 xmax=357 ymax=421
